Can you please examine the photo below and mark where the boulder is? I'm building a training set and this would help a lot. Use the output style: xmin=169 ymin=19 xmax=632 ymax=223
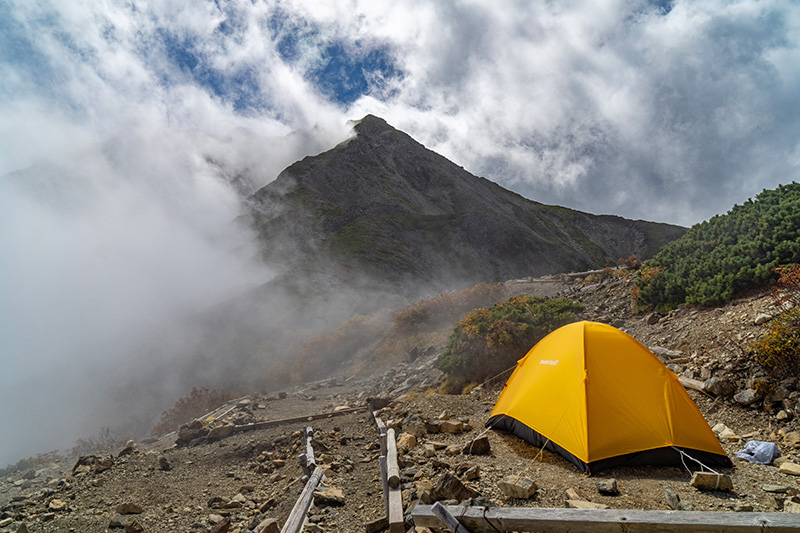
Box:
xmin=416 ymin=479 xmax=434 ymax=504
xmin=497 ymin=475 xmax=537 ymax=499
xmin=755 ymin=313 xmax=772 ymax=325
xmin=48 ymin=499 xmax=68 ymax=511
xmin=734 ymin=389 xmax=762 ymax=406
xmin=176 ymin=419 xmax=210 ymax=445
xmin=595 ymin=478 xmax=618 ymax=495
xmin=704 ymin=377 xmax=736 ymax=397
xmin=440 ymin=420 xmax=465 ymax=434
xmin=779 ymin=462 xmax=800 ymax=476
xmin=403 ymin=415 xmax=428 ymax=438
xmin=313 ymin=486 xmax=345 ymax=506
xmin=116 ymin=502 xmax=143 ymax=514
xmin=664 ymin=487 xmax=686 ymax=510
xmin=431 ymin=472 xmax=479 ymax=502
xmin=689 ymin=472 xmax=733 ymax=491
xmin=396 ymin=432 xmax=417 ymax=452
xmin=207 ymin=424 xmax=235 ymax=441
xmin=463 ymin=436 xmax=491 ymax=456
xmin=254 ymin=518 xmax=280 ymax=533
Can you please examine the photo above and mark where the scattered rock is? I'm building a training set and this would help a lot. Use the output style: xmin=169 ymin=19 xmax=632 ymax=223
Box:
xmin=432 ymin=472 xmax=479 ymax=502
xmin=440 ymin=420 xmax=465 ymax=434
xmin=779 ymin=462 xmax=800 ymax=476
xmin=463 ymin=436 xmax=490 ymax=455
xmin=313 ymin=486 xmax=345 ymax=506
xmin=176 ymin=419 xmax=211 ymax=445
xmin=595 ymin=478 xmax=618 ymax=495
xmin=207 ymin=424 xmax=235 ymax=441
xmin=48 ymin=499 xmax=68 ymax=511
xmin=734 ymin=389 xmax=762 ymax=407
xmin=396 ymin=432 xmax=417 ymax=452
xmin=254 ymin=517 xmax=280 ymax=533
xmin=497 ymin=475 xmax=537 ymax=499
xmin=704 ymin=377 xmax=736 ymax=397
xmin=664 ymin=487 xmax=686 ymax=510
xmin=785 ymin=500 xmax=800 ymax=513
xmin=209 ymin=517 xmax=231 ymax=533
xmin=567 ymin=500 xmax=608 ymax=509
xmin=644 ymin=313 xmax=660 ymax=325
xmin=159 ymin=457 xmax=172 ymax=471
xmin=763 ymin=485 xmax=790 ymax=493
xmin=690 ymin=472 xmax=734 ymax=491
xmin=116 ymin=502 xmax=143 ymax=514
xmin=566 ymin=488 xmax=588 ymax=501
xmin=754 ymin=313 xmax=772 ymax=325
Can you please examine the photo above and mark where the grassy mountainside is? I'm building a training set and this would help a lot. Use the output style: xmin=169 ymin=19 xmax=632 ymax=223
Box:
xmin=636 ymin=182 xmax=800 ymax=310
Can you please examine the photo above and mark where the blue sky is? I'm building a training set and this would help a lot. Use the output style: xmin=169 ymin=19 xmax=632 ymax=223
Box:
xmin=1 ymin=0 xmax=799 ymax=466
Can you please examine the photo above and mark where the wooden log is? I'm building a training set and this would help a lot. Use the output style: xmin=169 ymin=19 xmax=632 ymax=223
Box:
xmin=231 ymin=406 xmax=366 ymax=434
xmin=679 ymin=376 xmax=706 ymax=393
xmin=411 ymin=505 xmax=800 ymax=532
xmin=431 ymin=501 xmax=472 ymax=533
xmin=305 ymin=427 xmax=315 ymax=469
xmin=379 ymin=456 xmax=389 ymax=516
xmin=379 ymin=427 xmax=387 ymax=457
xmin=280 ymin=466 xmax=324 ymax=533
xmin=385 ymin=428 xmax=400 ymax=489
xmin=387 ymin=484 xmax=404 ymax=533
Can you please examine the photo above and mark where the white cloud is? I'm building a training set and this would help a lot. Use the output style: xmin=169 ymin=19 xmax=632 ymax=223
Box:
xmin=2 ymin=0 xmax=799 ymax=464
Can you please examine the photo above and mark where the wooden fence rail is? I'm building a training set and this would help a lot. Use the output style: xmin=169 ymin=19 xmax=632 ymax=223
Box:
xmin=366 ymin=404 xmax=404 ymax=533
xmin=280 ymin=466 xmax=324 ymax=533
xmin=412 ymin=505 xmax=800 ymax=533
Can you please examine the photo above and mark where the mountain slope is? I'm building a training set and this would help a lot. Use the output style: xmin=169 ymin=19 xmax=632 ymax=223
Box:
xmin=246 ymin=115 xmax=685 ymax=294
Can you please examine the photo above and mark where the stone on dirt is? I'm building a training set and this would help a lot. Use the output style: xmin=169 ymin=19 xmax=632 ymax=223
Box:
xmin=567 ymin=500 xmax=608 ymax=509
xmin=595 ymin=478 xmax=618 ymax=495
xmin=116 ymin=502 xmax=143 ymax=514
xmin=176 ymin=419 xmax=210 ymax=445
xmin=779 ymin=462 xmax=800 ymax=476
xmin=690 ymin=472 xmax=733 ymax=491
xmin=313 ymin=486 xmax=345 ymax=506
xmin=254 ymin=517 xmax=280 ymax=533
xmin=432 ymin=472 xmax=479 ymax=502
xmin=463 ymin=436 xmax=491 ymax=455
xmin=497 ymin=475 xmax=537 ymax=499
xmin=734 ymin=389 xmax=762 ymax=406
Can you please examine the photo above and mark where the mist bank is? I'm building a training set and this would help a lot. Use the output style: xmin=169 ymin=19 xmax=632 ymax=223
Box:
xmin=0 ymin=120 xmax=351 ymax=467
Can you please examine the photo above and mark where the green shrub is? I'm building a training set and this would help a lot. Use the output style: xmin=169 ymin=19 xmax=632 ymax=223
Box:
xmin=635 ymin=183 xmax=800 ymax=310
xmin=752 ymin=264 xmax=800 ymax=380
xmin=437 ymin=296 xmax=583 ymax=390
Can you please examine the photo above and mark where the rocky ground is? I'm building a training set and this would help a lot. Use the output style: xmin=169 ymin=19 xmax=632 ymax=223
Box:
xmin=2 ymin=272 xmax=800 ymax=532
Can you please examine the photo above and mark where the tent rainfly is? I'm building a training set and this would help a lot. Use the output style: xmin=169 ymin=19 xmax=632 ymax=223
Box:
xmin=487 ymin=321 xmax=732 ymax=474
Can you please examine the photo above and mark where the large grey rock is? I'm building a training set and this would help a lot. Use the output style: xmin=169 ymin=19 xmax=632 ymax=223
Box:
xmin=595 ymin=478 xmax=618 ymax=495
xmin=704 ymin=377 xmax=736 ymax=397
xmin=734 ymin=389 xmax=762 ymax=406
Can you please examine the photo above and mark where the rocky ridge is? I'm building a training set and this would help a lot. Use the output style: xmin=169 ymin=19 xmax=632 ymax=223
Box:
xmin=2 ymin=272 xmax=800 ymax=532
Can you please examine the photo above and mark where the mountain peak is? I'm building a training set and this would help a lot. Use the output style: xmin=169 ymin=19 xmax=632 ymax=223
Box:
xmin=350 ymin=114 xmax=395 ymax=136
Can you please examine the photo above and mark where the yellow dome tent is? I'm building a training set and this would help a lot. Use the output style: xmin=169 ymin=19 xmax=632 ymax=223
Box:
xmin=487 ymin=321 xmax=731 ymax=474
